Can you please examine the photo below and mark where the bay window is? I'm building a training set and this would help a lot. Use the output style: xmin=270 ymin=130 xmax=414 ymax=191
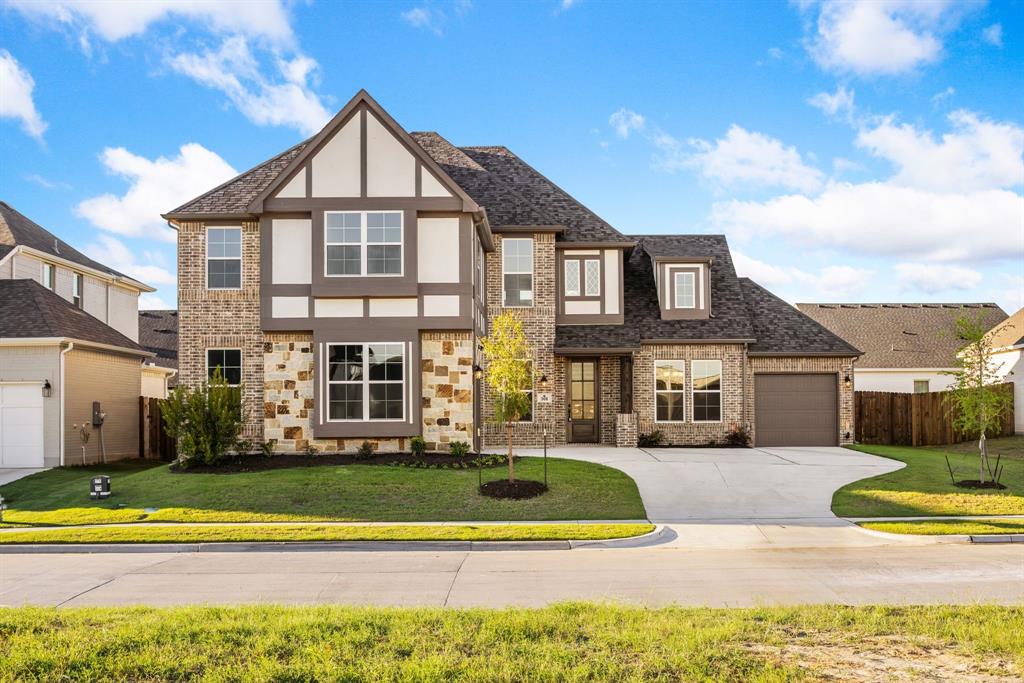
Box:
xmin=327 ymin=343 xmax=405 ymax=421
xmin=692 ymin=360 xmax=722 ymax=422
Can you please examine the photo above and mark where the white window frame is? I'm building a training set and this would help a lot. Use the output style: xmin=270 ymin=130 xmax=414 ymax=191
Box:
xmin=502 ymin=237 xmax=534 ymax=308
xmin=325 ymin=342 xmax=406 ymax=422
xmin=691 ymin=359 xmax=723 ymax=423
xmin=514 ymin=358 xmax=535 ymax=423
xmin=324 ymin=211 xmax=403 ymax=278
xmin=41 ymin=262 xmax=55 ymax=290
xmin=584 ymin=258 xmax=601 ymax=296
xmin=72 ymin=272 xmax=83 ymax=308
xmin=654 ymin=360 xmax=686 ymax=423
xmin=205 ymin=226 xmax=243 ymax=291
xmin=205 ymin=348 xmax=242 ymax=386
xmin=913 ymin=379 xmax=930 ymax=394
xmin=674 ymin=271 xmax=695 ymax=309
xmin=564 ymin=259 xmax=580 ymax=297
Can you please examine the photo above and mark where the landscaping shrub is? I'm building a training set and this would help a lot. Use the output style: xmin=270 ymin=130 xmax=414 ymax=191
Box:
xmin=161 ymin=369 xmax=243 ymax=468
xmin=725 ymin=424 xmax=751 ymax=447
xmin=410 ymin=436 xmax=427 ymax=456
xmin=260 ymin=439 xmax=277 ymax=458
xmin=356 ymin=441 xmax=375 ymax=460
xmin=638 ymin=430 xmax=664 ymax=447
xmin=449 ymin=440 xmax=471 ymax=457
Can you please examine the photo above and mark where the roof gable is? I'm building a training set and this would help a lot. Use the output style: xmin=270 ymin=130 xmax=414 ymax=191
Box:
xmin=984 ymin=307 xmax=1024 ymax=350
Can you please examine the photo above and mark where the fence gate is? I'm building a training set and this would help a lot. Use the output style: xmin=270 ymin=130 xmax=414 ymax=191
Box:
xmin=139 ymin=396 xmax=176 ymax=460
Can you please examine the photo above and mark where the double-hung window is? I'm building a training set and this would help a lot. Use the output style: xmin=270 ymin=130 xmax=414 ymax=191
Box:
xmin=207 ymin=349 xmax=242 ymax=385
xmin=42 ymin=263 xmax=56 ymax=290
xmin=692 ymin=360 xmax=722 ymax=422
xmin=502 ymin=238 xmax=533 ymax=307
xmin=325 ymin=211 xmax=402 ymax=276
xmin=515 ymin=359 xmax=534 ymax=423
xmin=674 ymin=271 xmax=695 ymax=308
xmin=327 ymin=343 xmax=405 ymax=421
xmin=655 ymin=360 xmax=686 ymax=422
xmin=72 ymin=273 xmax=83 ymax=308
xmin=207 ymin=227 xmax=242 ymax=289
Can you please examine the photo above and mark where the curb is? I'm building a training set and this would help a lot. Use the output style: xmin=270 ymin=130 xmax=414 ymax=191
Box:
xmin=970 ymin=534 xmax=1024 ymax=544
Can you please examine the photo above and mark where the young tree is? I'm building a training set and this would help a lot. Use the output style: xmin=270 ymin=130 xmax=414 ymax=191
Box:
xmin=480 ymin=311 xmax=534 ymax=483
xmin=162 ymin=368 xmax=245 ymax=467
xmin=945 ymin=315 xmax=1013 ymax=484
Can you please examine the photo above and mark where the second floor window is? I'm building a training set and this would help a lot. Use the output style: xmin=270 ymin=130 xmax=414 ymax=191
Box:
xmin=674 ymin=271 xmax=695 ymax=309
xmin=502 ymin=238 xmax=533 ymax=307
xmin=325 ymin=211 xmax=403 ymax=276
xmin=72 ymin=273 xmax=83 ymax=308
xmin=207 ymin=227 xmax=242 ymax=289
xmin=42 ymin=263 xmax=55 ymax=290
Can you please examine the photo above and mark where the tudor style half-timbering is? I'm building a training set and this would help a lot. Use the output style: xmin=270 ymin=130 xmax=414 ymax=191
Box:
xmin=167 ymin=90 xmax=861 ymax=452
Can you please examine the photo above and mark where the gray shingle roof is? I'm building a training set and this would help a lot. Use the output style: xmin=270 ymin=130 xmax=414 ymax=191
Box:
xmin=0 ymin=279 xmax=145 ymax=352
xmin=138 ymin=309 xmax=178 ymax=370
xmin=0 ymin=201 xmax=134 ymax=281
xmin=741 ymin=280 xmax=860 ymax=355
xmin=796 ymin=302 xmax=1007 ymax=368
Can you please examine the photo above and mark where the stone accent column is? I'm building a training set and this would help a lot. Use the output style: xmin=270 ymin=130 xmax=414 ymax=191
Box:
xmin=421 ymin=332 xmax=474 ymax=451
xmin=616 ymin=413 xmax=638 ymax=447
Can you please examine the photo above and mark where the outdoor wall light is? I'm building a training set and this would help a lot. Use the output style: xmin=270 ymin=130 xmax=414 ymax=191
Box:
xmin=538 ymin=374 xmax=549 ymax=391
xmin=472 ymin=365 xmax=484 ymax=381
xmin=843 ymin=374 xmax=852 ymax=388
xmin=41 ymin=380 xmax=52 ymax=398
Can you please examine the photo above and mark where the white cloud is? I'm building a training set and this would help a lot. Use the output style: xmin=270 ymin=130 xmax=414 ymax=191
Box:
xmin=931 ymin=86 xmax=955 ymax=105
xmin=808 ymin=85 xmax=855 ymax=120
xmin=76 ymin=143 xmax=237 ymax=242
xmin=982 ymin=23 xmax=1003 ymax=47
xmin=401 ymin=1 xmax=472 ymax=34
xmin=609 ymin=108 xmax=646 ymax=138
xmin=856 ymin=110 xmax=1024 ymax=192
xmin=560 ymin=0 xmax=578 ymax=9
xmin=85 ymin=235 xmax=176 ymax=287
xmin=24 ymin=173 xmax=71 ymax=190
xmin=0 ymin=50 xmax=47 ymax=139
xmin=712 ymin=182 xmax=1022 ymax=263
xmin=167 ymin=36 xmax=331 ymax=135
xmin=8 ymin=0 xmax=293 ymax=45
xmin=992 ymin=274 xmax=1024 ymax=314
xmin=139 ymin=293 xmax=173 ymax=310
xmin=805 ymin=0 xmax=964 ymax=75
xmin=685 ymin=125 xmax=824 ymax=192
xmin=895 ymin=262 xmax=983 ymax=293
xmin=733 ymin=250 xmax=873 ymax=298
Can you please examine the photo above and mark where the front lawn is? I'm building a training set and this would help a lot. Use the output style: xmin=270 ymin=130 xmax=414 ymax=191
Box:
xmin=1 ymin=604 xmax=1021 ymax=681
xmin=0 ymin=457 xmax=646 ymax=526
xmin=859 ymin=519 xmax=1024 ymax=536
xmin=833 ymin=437 xmax=1024 ymax=518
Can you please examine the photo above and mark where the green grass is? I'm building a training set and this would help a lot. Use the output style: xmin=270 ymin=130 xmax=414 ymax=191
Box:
xmin=833 ymin=436 xmax=1024 ymax=518
xmin=1 ymin=604 xmax=1020 ymax=681
xmin=859 ymin=519 xmax=1024 ymax=536
xmin=0 ymin=523 xmax=654 ymax=544
xmin=0 ymin=457 xmax=646 ymax=526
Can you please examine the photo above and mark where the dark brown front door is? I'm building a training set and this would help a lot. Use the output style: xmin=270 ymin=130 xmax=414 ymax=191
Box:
xmin=567 ymin=359 xmax=599 ymax=443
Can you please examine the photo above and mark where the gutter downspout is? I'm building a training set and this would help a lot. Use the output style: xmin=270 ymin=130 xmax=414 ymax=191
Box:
xmin=59 ymin=342 xmax=75 ymax=467
xmin=742 ymin=341 xmax=749 ymax=432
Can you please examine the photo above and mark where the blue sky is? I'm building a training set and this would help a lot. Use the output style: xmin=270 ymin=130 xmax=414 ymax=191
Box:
xmin=2 ymin=0 xmax=1022 ymax=312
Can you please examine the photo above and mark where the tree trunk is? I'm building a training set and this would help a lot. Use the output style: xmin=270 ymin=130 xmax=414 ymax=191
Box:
xmin=979 ymin=431 xmax=987 ymax=484
xmin=506 ymin=421 xmax=515 ymax=483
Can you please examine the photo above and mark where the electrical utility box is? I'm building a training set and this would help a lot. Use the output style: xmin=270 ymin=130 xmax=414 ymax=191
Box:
xmin=92 ymin=401 xmax=104 ymax=427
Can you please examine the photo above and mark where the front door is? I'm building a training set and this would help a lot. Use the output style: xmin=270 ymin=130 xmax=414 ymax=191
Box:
xmin=567 ymin=359 xmax=599 ymax=443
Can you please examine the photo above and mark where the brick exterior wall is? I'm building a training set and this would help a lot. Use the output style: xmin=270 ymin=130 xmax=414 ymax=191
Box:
xmin=634 ymin=343 xmax=747 ymax=445
xmin=177 ymin=220 xmax=264 ymax=441
xmin=747 ymin=355 xmax=856 ymax=446
xmin=421 ymin=331 xmax=474 ymax=451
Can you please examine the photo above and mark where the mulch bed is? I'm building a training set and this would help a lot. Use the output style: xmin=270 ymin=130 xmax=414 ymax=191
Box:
xmin=955 ymin=480 xmax=1008 ymax=490
xmin=478 ymin=479 xmax=548 ymax=500
xmin=171 ymin=452 xmax=508 ymax=475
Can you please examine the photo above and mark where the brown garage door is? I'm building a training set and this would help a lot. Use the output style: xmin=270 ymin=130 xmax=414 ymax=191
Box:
xmin=755 ymin=374 xmax=838 ymax=446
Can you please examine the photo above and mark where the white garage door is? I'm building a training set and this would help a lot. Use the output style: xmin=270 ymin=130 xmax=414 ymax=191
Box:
xmin=0 ymin=383 xmax=45 ymax=467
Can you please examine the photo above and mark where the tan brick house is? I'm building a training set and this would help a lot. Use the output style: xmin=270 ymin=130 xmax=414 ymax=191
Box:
xmin=165 ymin=90 xmax=859 ymax=452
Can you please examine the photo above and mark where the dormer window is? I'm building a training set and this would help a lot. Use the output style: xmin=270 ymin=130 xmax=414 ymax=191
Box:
xmin=674 ymin=271 xmax=695 ymax=309
xmin=325 ymin=211 xmax=403 ymax=276
xmin=563 ymin=256 xmax=600 ymax=297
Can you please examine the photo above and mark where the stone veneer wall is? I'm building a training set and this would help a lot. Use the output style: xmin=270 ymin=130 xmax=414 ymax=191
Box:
xmin=481 ymin=232 xmax=562 ymax=448
xmin=421 ymin=331 xmax=474 ymax=451
xmin=746 ymin=355 xmax=856 ymax=446
xmin=177 ymin=220 xmax=264 ymax=441
xmin=634 ymin=343 xmax=747 ymax=445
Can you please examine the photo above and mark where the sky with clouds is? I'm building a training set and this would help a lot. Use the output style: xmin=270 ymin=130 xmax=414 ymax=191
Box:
xmin=1 ymin=0 xmax=1021 ymax=313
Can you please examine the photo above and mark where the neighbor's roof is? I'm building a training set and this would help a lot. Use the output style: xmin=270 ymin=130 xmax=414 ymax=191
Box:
xmin=0 ymin=201 xmax=147 ymax=287
xmin=138 ymin=309 xmax=178 ymax=371
xmin=796 ymin=302 xmax=1008 ymax=368
xmin=0 ymin=279 xmax=146 ymax=353
xmin=984 ymin=307 xmax=1024 ymax=350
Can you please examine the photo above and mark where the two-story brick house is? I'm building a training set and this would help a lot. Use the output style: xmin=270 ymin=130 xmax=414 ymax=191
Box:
xmin=165 ymin=91 xmax=859 ymax=453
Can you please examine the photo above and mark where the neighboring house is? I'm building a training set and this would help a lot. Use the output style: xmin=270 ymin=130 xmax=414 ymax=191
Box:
xmin=798 ymin=303 xmax=1008 ymax=395
xmin=139 ymin=310 xmax=178 ymax=398
xmin=984 ymin=307 xmax=1024 ymax=434
xmin=0 ymin=202 xmax=158 ymax=467
xmin=164 ymin=90 xmax=860 ymax=452
xmin=0 ymin=280 xmax=152 ymax=468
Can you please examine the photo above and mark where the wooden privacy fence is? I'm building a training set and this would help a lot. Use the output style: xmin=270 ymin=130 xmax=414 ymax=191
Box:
xmin=855 ymin=383 xmax=1014 ymax=446
xmin=139 ymin=396 xmax=176 ymax=460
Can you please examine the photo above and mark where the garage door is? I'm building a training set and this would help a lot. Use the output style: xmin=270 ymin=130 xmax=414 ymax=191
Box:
xmin=755 ymin=374 xmax=837 ymax=447
xmin=0 ymin=383 xmax=45 ymax=467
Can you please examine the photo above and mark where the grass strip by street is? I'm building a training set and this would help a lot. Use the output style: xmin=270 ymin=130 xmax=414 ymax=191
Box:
xmin=858 ymin=519 xmax=1024 ymax=536
xmin=0 ymin=456 xmax=646 ymax=526
xmin=833 ymin=436 xmax=1023 ymax=518
xmin=0 ymin=523 xmax=655 ymax=545
xmin=1 ymin=604 xmax=1020 ymax=681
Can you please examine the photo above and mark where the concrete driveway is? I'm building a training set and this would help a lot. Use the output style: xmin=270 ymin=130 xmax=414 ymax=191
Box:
xmin=0 ymin=468 xmax=47 ymax=487
xmin=520 ymin=445 xmax=907 ymax=548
